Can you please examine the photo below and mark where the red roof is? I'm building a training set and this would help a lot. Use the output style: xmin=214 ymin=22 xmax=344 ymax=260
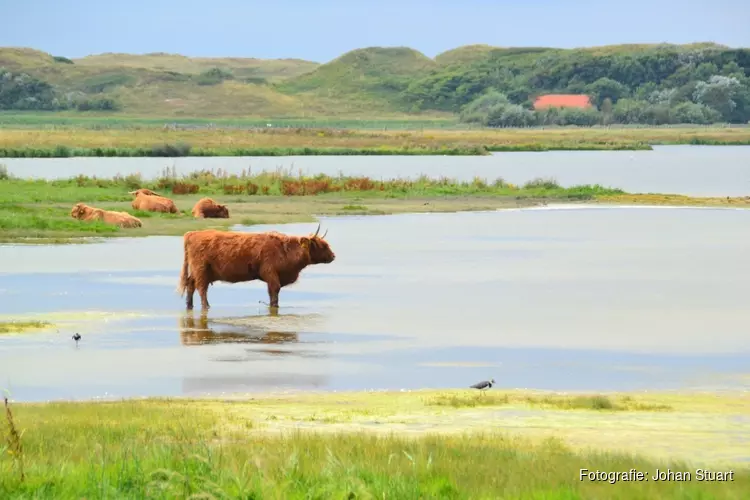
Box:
xmin=533 ymin=94 xmax=593 ymax=109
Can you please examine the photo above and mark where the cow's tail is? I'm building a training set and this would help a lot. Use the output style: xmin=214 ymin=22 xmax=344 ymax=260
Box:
xmin=176 ymin=236 xmax=190 ymax=296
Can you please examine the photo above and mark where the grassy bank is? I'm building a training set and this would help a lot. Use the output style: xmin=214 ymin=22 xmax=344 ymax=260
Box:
xmin=2 ymin=126 xmax=750 ymax=157
xmin=1 ymin=391 xmax=747 ymax=498
xmin=0 ymin=166 xmax=635 ymax=244
xmin=2 ymin=166 xmax=749 ymax=244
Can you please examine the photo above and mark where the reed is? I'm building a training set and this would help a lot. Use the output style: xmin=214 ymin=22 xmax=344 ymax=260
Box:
xmin=2 ymin=126 xmax=749 ymax=157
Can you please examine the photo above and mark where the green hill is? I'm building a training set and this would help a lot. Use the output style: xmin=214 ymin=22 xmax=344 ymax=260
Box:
xmin=73 ymin=52 xmax=319 ymax=83
xmin=277 ymin=47 xmax=438 ymax=112
xmin=1 ymin=43 xmax=749 ymax=124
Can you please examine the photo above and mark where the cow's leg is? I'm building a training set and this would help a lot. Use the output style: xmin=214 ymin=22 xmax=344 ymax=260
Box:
xmin=197 ymin=282 xmax=210 ymax=311
xmin=192 ymin=265 xmax=211 ymax=311
xmin=266 ymin=278 xmax=281 ymax=309
xmin=185 ymin=277 xmax=196 ymax=310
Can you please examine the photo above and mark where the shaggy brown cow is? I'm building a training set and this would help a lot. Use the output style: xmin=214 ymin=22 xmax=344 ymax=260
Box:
xmin=70 ymin=203 xmax=142 ymax=228
xmin=177 ymin=224 xmax=335 ymax=310
xmin=191 ymin=197 xmax=229 ymax=219
xmin=130 ymin=192 xmax=178 ymax=213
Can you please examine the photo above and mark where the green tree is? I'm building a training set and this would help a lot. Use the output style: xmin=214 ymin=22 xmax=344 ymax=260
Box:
xmin=585 ymin=77 xmax=629 ymax=107
xmin=693 ymin=75 xmax=743 ymax=121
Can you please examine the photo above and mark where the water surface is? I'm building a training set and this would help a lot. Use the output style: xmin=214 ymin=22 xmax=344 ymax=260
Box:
xmin=4 ymin=145 xmax=750 ymax=197
xmin=1 ymin=205 xmax=749 ymax=402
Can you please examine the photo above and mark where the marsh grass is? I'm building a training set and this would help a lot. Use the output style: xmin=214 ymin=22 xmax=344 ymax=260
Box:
xmin=0 ymin=321 xmax=52 ymax=334
xmin=425 ymin=392 xmax=674 ymax=412
xmin=3 ymin=126 xmax=750 ymax=157
xmin=0 ymin=167 xmax=628 ymax=243
xmin=2 ymin=398 xmax=747 ymax=498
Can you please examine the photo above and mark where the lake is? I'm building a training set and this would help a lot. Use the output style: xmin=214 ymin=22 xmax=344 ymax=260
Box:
xmin=4 ymin=145 xmax=750 ymax=197
xmin=1 ymin=205 xmax=749 ymax=402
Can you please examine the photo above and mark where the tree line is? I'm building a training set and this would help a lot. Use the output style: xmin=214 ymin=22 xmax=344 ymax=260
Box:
xmin=404 ymin=46 xmax=750 ymax=126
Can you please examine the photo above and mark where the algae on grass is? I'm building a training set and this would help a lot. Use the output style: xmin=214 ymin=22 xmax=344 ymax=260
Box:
xmin=0 ymin=320 xmax=53 ymax=334
xmin=423 ymin=391 xmax=674 ymax=411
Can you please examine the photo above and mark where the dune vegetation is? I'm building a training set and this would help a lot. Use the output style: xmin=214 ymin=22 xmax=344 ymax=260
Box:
xmin=1 ymin=42 xmax=749 ymax=125
xmin=1 ymin=390 xmax=748 ymax=498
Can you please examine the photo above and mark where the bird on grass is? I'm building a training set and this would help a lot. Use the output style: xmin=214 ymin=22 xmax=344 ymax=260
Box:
xmin=470 ymin=378 xmax=495 ymax=392
xmin=72 ymin=333 xmax=81 ymax=347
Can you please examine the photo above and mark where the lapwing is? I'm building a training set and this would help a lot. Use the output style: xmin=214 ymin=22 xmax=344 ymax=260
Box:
xmin=470 ymin=378 xmax=495 ymax=392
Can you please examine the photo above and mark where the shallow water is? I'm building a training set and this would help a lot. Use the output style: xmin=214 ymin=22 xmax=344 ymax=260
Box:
xmin=1 ymin=205 xmax=749 ymax=402
xmin=4 ymin=145 xmax=750 ymax=197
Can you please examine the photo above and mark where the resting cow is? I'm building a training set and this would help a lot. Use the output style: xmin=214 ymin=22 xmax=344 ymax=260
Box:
xmin=176 ymin=224 xmax=335 ymax=310
xmin=129 ymin=190 xmax=178 ymax=213
xmin=128 ymin=188 xmax=162 ymax=197
xmin=191 ymin=197 xmax=229 ymax=219
xmin=70 ymin=203 xmax=142 ymax=228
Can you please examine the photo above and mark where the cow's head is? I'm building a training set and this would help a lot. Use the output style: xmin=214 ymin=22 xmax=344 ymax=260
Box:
xmin=70 ymin=203 xmax=88 ymax=220
xmin=301 ymin=224 xmax=335 ymax=264
xmin=216 ymin=204 xmax=230 ymax=218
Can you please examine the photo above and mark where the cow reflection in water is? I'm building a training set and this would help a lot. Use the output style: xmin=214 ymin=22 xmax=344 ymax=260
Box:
xmin=179 ymin=314 xmax=298 ymax=355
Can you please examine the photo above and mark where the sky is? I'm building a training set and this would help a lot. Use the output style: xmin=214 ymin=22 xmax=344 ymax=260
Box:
xmin=1 ymin=0 xmax=748 ymax=63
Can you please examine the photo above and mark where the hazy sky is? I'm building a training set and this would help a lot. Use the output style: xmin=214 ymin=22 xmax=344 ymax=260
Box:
xmin=2 ymin=0 xmax=748 ymax=62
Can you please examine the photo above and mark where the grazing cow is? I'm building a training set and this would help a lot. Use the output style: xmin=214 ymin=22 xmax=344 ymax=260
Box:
xmin=130 ymin=191 xmax=178 ymax=213
xmin=191 ymin=197 xmax=229 ymax=219
xmin=70 ymin=203 xmax=142 ymax=228
xmin=177 ymin=224 xmax=335 ymax=310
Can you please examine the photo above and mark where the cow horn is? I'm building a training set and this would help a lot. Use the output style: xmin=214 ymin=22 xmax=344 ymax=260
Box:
xmin=313 ymin=223 xmax=320 ymax=237
xmin=128 ymin=190 xmax=137 ymax=195
xmin=321 ymin=229 xmax=328 ymax=239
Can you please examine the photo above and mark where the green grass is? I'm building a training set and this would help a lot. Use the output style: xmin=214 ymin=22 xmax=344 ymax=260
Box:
xmin=2 ymin=165 xmax=749 ymax=244
xmin=0 ymin=112 xmax=462 ymax=130
xmin=0 ymin=166 xmax=634 ymax=243
xmin=2 ymin=397 xmax=748 ymax=498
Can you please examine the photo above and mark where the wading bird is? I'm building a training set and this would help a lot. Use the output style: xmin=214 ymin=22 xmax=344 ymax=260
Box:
xmin=72 ymin=333 xmax=81 ymax=347
xmin=470 ymin=378 xmax=495 ymax=392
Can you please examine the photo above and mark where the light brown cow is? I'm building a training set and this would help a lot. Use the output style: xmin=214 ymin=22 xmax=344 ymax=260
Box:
xmin=130 ymin=191 xmax=178 ymax=213
xmin=177 ymin=224 xmax=335 ymax=310
xmin=191 ymin=197 xmax=229 ymax=219
xmin=70 ymin=203 xmax=142 ymax=228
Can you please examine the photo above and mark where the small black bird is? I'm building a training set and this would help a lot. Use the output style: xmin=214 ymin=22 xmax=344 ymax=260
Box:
xmin=470 ymin=378 xmax=495 ymax=391
xmin=72 ymin=333 xmax=81 ymax=347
